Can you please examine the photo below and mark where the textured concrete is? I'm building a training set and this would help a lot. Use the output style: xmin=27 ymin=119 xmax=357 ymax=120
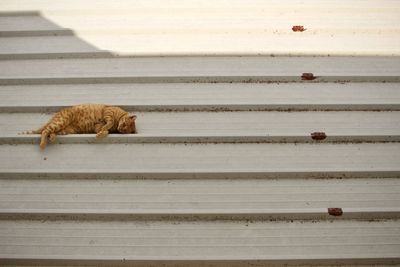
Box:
xmin=1 ymin=178 xmax=399 ymax=220
xmin=0 ymin=36 xmax=106 ymax=54
xmin=1 ymin=57 xmax=400 ymax=84
xmin=0 ymin=220 xmax=399 ymax=265
xmin=1 ymin=5 xmax=400 ymax=266
xmin=1 ymin=0 xmax=400 ymax=56
xmin=0 ymin=14 xmax=63 ymax=31
xmin=0 ymin=143 xmax=399 ymax=179
xmin=1 ymin=83 xmax=400 ymax=112
xmin=1 ymin=111 xmax=400 ymax=143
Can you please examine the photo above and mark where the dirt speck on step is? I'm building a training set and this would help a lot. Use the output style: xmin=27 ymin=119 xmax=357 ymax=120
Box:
xmin=311 ymin=132 xmax=327 ymax=140
xmin=302 ymin=73 xmax=316 ymax=80
xmin=328 ymin=208 xmax=343 ymax=216
xmin=292 ymin=25 xmax=306 ymax=32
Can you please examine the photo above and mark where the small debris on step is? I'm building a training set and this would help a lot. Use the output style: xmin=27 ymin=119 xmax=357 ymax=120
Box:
xmin=328 ymin=208 xmax=343 ymax=216
xmin=311 ymin=132 xmax=327 ymax=140
xmin=302 ymin=73 xmax=316 ymax=80
xmin=292 ymin=25 xmax=306 ymax=32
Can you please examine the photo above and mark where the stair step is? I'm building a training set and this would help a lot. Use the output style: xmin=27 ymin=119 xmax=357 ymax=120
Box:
xmin=1 ymin=2 xmax=400 ymax=56
xmin=0 ymin=13 xmax=64 ymax=32
xmin=0 ymin=178 xmax=399 ymax=220
xmin=1 ymin=143 xmax=399 ymax=179
xmin=4 ymin=133 xmax=400 ymax=145
xmin=0 ymin=219 xmax=399 ymax=265
xmin=0 ymin=16 xmax=73 ymax=38
xmin=1 ymin=4 xmax=399 ymax=266
xmin=1 ymin=57 xmax=399 ymax=85
xmin=1 ymin=83 xmax=400 ymax=112
xmin=0 ymin=36 xmax=111 ymax=59
xmin=2 ymin=111 xmax=400 ymax=144
xmin=0 ymin=29 xmax=73 ymax=37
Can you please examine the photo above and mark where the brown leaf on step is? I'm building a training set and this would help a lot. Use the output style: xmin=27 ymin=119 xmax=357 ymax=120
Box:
xmin=292 ymin=25 xmax=306 ymax=32
xmin=302 ymin=73 xmax=316 ymax=80
xmin=328 ymin=208 xmax=343 ymax=216
xmin=311 ymin=132 xmax=327 ymax=140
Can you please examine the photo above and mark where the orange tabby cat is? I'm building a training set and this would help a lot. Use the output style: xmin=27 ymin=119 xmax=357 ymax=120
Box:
xmin=32 ymin=104 xmax=137 ymax=149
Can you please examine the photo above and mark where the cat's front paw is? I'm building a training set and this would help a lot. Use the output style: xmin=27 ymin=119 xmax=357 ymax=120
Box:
xmin=96 ymin=130 xmax=108 ymax=139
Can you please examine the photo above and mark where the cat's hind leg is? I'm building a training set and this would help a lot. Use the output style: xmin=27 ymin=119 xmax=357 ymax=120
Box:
xmin=40 ymin=131 xmax=50 ymax=149
xmin=48 ymin=126 xmax=76 ymax=144
xmin=40 ymin=129 xmax=60 ymax=149
xmin=49 ymin=133 xmax=57 ymax=143
xmin=58 ymin=126 xmax=77 ymax=135
xmin=39 ymin=112 xmax=72 ymax=149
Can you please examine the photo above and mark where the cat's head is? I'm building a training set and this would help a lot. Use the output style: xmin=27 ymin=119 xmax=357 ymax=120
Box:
xmin=118 ymin=114 xmax=137 ymax=134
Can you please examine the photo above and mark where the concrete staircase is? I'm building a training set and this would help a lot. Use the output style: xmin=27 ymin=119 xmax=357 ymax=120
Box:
xmin=0 ymin=11 xmax=400 ymax=266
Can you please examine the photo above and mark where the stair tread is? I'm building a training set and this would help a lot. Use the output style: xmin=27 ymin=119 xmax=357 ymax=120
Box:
xmin=0 ymin=143 xmax=399 ymax=179
xmin=1 ymin=83 xmax=399 ymax=112
xmin=1 ymin=57 xmax=399 ymax=84
xmin=0 ymin=219 xmax=399 ymax=264
xmin=0 ymin=178 xmax=399 ymax=220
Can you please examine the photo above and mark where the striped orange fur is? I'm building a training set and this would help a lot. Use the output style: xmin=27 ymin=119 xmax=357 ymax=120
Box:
xmin=32 ymin=104 xmax=137 ymax=149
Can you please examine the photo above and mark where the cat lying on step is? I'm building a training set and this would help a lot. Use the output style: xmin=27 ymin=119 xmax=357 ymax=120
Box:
xmin=30 ymin=104 xmax=137 ymax=149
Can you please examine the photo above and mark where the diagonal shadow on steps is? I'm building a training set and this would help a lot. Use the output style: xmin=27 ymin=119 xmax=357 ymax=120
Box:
xmin=0 ymin=11 xmax=113 ymax=59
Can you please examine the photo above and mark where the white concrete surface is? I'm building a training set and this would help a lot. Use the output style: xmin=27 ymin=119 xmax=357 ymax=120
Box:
xmin=1 ymin=0 xmax=399 ymax=56
xmin=1 ymin=178 xmax=399 ymax=220
xmin=0 ymin=143 xmax=399 ymax=179
xmin=1 ymin=57 xmax=399 ymax=84
xmin=1 ymin=111 xmax=400 ymax=143
xmin=0 ymin=36 xmax=106 ymax=54
xmin=0 ymin=13 xmax=109 ymax=57
xmin=1 ymin=5 xmax=400 ymax=265
xmin=0 ymin=13 xmax=63 ymax=31
xmin=0 ymin=83 xmax=400 ymax=112
xmin=1 ymin=83 xmax=399 ymax=112
xmin=0 ymin=220 xmax=399 ymax=265
xmin=0 ymin=12 xmax=72 ymax=37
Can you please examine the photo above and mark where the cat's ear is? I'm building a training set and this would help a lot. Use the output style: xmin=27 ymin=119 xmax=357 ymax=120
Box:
xmin=129 ymin=115 xmax=137 ymax=121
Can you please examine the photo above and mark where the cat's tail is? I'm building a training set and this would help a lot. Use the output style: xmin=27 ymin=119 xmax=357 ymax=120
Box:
xmin=21 ymin=126 xmax=45 ymax=135
xmin=31 ymin=127 xmax=45 ymax=134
